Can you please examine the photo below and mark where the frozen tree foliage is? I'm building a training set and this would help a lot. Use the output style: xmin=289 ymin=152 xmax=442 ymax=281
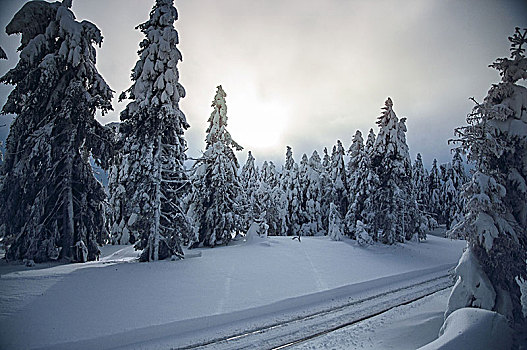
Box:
xmin=299 ymin=151 xmax=324 ymax=236
xmin=370 ymin=98 xmax=419 ymax=243
xmin=0 ymin=0 xmax=114 ymax=263
xmin=345 ymin=130 xmax=371 ymax=237
xmin=428 ymin=158 xmax=442 ymax=223
xmin=256 ymin=160 xmax=286 ymax=236
xmin=319 ymin=147 xmax=332 ymax=233
xmin=240 ymin=151 xmax=260 ymax=231
xmin=0 ymin=46 xmax=6 ymax=59
xmin=280 ymin=146 xmax=304 ymax=236
xmin=441 ymin=150 xmax=468 ymax=232
xmin=187 ymin=86 xmax=243 ymax=247
xmin=108 ymin=0 xmax=189 ymax=261
xmin=447 ymin=28 xmax=527 ymax=327
xmin=355 ymin=220 xmax=373 ymax=246
xmin=328 ymin=203 xmax=343 ymax=241
xmin=328 ymin=141 xmax=349 ymax=224
xmin=413 ymin=153 xmax=436 ymax=233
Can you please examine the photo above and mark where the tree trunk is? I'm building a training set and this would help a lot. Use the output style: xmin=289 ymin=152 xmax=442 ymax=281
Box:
xmin=152 ymin=134 xmax=162 ymax=261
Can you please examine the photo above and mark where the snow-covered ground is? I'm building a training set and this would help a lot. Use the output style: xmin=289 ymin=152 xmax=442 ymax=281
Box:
xmin=0 ymin=235 xmax=465 ymax=350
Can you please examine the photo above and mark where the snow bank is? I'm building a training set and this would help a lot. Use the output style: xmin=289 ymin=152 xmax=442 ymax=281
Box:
xmin=418 ymin=308 xmax=512 ymax=350
xmin=445 ymin=247 xmax=496 ymax=319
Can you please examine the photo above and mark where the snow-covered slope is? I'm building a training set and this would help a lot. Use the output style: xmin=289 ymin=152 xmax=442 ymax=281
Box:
xmin=0 ymin=236 xmax=465 ymax=349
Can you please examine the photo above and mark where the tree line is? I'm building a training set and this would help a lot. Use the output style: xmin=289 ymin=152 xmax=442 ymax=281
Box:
xmin=0 ymin=0 xmax=525 ymax=330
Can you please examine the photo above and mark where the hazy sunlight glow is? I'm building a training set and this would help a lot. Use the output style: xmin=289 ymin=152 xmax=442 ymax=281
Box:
xmin=229 ymin=88 xmax=289 ymax=152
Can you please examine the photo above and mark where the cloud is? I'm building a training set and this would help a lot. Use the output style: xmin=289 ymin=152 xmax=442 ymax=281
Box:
xmin=1 ymin=0 xmax=526 ymax=168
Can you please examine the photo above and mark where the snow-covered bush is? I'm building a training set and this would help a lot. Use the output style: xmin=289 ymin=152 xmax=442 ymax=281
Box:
xmin=355 ymin=220 xmax=373 ymax=246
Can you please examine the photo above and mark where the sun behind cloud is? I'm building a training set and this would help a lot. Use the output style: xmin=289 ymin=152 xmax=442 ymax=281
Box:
xmin=228 ymin=86 xmax=289 ymax=152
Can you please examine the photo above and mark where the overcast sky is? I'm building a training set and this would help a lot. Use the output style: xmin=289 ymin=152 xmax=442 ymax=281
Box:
xmin=1 ymin=0 xmax=526 ymax=168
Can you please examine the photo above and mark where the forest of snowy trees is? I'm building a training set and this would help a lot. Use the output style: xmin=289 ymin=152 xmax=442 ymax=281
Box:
xmin=0 ymin=0 xmax=526 ymax=342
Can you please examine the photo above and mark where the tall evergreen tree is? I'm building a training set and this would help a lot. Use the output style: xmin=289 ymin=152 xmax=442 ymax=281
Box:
xmin=280 ymin=146 xmax=303 ymax=236
xmin=413 ymin=153 xmax=435 ymax=234
xmin=299 ymin=151 xmax=324 ymax=235
xmin=257 ymin=161 xmax=286 ymax=236
xmin=345 ymin=130 xmax=365 ymax=235
xmin=108 ymin=0 xmax=189 ymax=261
xmin=240 ymin=151 xmax=260 ymax=231
xmin=370 ymin=98 xmax=418 ymax=243
xmin=319 ymin=147 xmax=332 ymax=233
xmin=428 ymin=158 xmax=442 ymax=223
xmin=329 ymin=140 xmax=349 ymax=225
xmin=0 ymin=0 xmax=113 ymax=263
xmin=345 ymin=130 xmax=377 ymax=242
xmin=446 ymin=28 xmax=527 ymax=328
xmin=187 ymin=86 xmax=243 ymax=247
xmin=440 ymin=150 xmax=468 ymax=231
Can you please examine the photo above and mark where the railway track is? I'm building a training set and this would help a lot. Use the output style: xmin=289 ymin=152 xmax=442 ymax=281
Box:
xmin=177 ymin=271 xmax=453 ymax=350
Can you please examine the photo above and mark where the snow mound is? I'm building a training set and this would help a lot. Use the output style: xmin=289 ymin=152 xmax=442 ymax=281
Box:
xmin=445 ymin=247 xmax=496 ymax=319
xmin=418 ymin=307 xmax=512 ymax=350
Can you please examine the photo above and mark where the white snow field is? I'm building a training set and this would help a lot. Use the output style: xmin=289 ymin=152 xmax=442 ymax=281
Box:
xmin=0 ymin=235 xmax=465 ymax=350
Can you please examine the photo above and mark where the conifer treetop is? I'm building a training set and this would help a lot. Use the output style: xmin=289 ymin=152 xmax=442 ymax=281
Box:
xmin=490 ymin=27 xmax=527 ymax=83
xmin=205 ymin=85 xmax=242 ymax=151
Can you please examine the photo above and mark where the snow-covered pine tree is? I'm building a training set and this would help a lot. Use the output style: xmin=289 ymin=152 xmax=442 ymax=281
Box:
xmin=370 ymin=98 xmax=418 ymax=243
xmin=108 ymin=0 xmax=189 ymax=261
xmin=0 ymin=0 xmax=114 ymax=263
xmin=413 ymin=153 xmax=436 ymax=235
xmin=257 ymin=160 xmax=287 ymax=236
xmin=413 ymin=154 xmax=429 ymax=215
xmin=441 ymin=149 xmax=468 ymax=232
xmin=358 ymin=128 xmax=380 ymax=240
xmin=428 ymin=158 xmax=442 ymax=223
xmin=345 ymin=130 xmax=365 ymax=236
xmin=328 ymin=140 xmax=349 ymax=231
xmin=187 ymin=86 xmax=244 ymax=247
xmin=446 ymin=28 xmax=527 ymax=327
xmin=240 ymin=151 xmax=260 ymax=231
xmin=280 ymin=146 xmax=304 ymax=236
xmin=328 ymin=202 xmax=343 ymax=241
xmin=299 ymin=151 xmax=324 ymax=235
xmin=319 ymin=147 xmax=332 ymax=233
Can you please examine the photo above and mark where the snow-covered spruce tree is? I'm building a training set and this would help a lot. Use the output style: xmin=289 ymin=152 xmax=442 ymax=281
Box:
xmin=0 ymin=0 xmax=114 ymax=263
xmin=240 ymin=151 xmax=260 ymax=231
xmin=328 ymin=202 xmax=343 ymax=241
xmin=413 ymin=154 xmax=428 ymax=213
xmin=319 ymin=146 xmax=332 ymax=233
xmin=427 ymin=158 xmax=442 ymax=223
xmin=328 ymin=140 xmax=349 ymax=230
xmin=108 ymin=0 xmax=190 ymax=261
xmin=370 ymin=98 xmax=419 ymax=243
xmin=187 ymin=86 xmax=244 ymax=247
xmin=356 ymin=128 xmax=379 ymax=240
xmin=440 ymin=150 xmax=468 ymax=231
xmin=413 ymin=153 xmax=436 ymax=234
xmin=345 ymin=130 xmax=365 ymax=236
xmin=257 ymin=160 xmax=287 ymax=236
xmin=280 ymin=146 xmax=304 ymax=236
xmin=299 ymin=150 xmax=324 ymax=236
xmin=446 ymin=28 xmax=527 ymax=327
